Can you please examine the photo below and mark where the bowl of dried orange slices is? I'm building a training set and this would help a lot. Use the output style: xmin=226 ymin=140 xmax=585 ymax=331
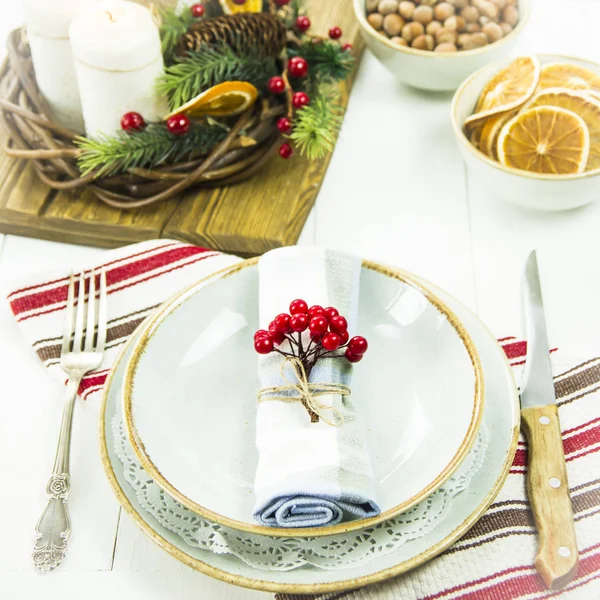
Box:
xmin=452 ymin=54 xmax=600 ymax=210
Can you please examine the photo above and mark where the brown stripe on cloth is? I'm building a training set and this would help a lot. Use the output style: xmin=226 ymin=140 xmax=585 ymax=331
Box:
xmin=34 ymin=307 xmax=158 ymax=364
xmin=274 ymin=359 xmax=600 ymax=600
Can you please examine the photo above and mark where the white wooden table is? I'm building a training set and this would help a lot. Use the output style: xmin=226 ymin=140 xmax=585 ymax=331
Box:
xmin=2 ymin=1 xmax=600 ymax=598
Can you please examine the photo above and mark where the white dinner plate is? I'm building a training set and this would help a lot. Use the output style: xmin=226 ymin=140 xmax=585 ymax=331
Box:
xmin=100 ymin=273 xmax=519 ymax=594
xmin=122 ymin=258 xmax=484 ymax=536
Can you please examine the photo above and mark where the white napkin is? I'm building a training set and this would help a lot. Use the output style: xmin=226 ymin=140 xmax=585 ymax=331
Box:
xmin=253 ymin=247 xmax=380 ymax=528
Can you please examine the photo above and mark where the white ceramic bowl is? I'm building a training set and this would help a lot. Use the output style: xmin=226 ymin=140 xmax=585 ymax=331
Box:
xmin=123 ymin=258 xmax=483 ymax=537
xmin=452 ymin=54 xmax=600 ymax=211
xmin=353 ymin=0 xmax=530 ymax=92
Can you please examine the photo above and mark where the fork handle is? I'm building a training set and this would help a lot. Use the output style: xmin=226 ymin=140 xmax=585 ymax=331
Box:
xmin=33 ymin=377 xmax=81 ymax=572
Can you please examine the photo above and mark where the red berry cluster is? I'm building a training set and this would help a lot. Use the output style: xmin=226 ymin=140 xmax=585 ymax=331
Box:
xmin=254 ymin=298 xmax=369 ymax=367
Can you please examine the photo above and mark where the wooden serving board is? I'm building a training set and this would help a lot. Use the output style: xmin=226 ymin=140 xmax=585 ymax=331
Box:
xmin=0 ymin=0 xmax=363 ymax=256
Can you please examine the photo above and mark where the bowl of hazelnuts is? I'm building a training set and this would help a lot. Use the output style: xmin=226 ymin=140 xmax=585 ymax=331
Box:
xmin=353 ymin=0 xmax=530 ymax=91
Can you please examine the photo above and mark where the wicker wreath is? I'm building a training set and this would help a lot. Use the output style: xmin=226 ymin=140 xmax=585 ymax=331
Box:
xmin=0 ymin=28 xmax=285 ymax=210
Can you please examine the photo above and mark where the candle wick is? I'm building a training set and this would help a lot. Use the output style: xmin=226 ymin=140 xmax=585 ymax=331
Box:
xmin=106 ymin=11 xmax=116 ymax=22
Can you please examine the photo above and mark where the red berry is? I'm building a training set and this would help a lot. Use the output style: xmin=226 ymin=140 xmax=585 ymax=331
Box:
xmin=289 ymin=299 xmax=308 ymax=314
xmin=329 ymin=315 xmax=348 ymax=335
xmin=271 ymin=331 xmax=286 ymax=345
xmin=339 ymin=330 xmax=349 ymax=345
xmin=254 ymin=329 xmax=270 ymax=341
xmin=329 ymin=26 xmax=342 ymax=40
xmin=268 ymin=76 xmax=286 ymax=95
xmin=309 ymin=316 xmax=328 ymax=336
xmin=296 ymin=16 xmax=311 ymax=32
xmin=308 ymin=305 xmax=324 ymax=318
xmin=166 ymin=114 xmax=190 ymax=135
xmin=342 ymin=43 xmax=353 ymax=51
xmin=279 ymin=143 xmax=293 ymax=159
xmin=275 ymin=0 xmax=290 ymax=5
xmin=292 ymin=91 xmax=310 ymax=109
xmin=190 ymin=3 xmax=205 ymax=17
xmin=274 ymin=313 xmax=291 ymax=333
xmin=277 ymin=117 xmax=292 ymax=133
xmin=323 ymin=306 xmax=339 ymax=320
xmin=255 ymin=337 xmax=274 ymax=354
xmin=120 ymin=112 xmax=145 ymax=131
xmin=288 ymin=56 xmax=309 ymax=79
xmin=348 ymin=336 xmax=368 ymax=355
xmin=290 ymin=313 xmax=309 ymax=332
xmin=322 ymin=332 xmax=341 ymax=351
xmin=311 ymin=333 xmax=323 ymax=343
xmin=345 ymin=349 xmax=363 ymax=363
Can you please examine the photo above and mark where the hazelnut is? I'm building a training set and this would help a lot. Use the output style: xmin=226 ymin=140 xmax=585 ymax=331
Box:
xmin=426 ymin=20 xmax=443 ymax=35
xmin=420 ymin=0 xmax=438 ymax=5
xmin=472 ymin=0 xmax=499 ymax=21
xmin=444 ymin=15 xmax=466 ymax=31
xmin=435 ymin=27 xmax=458 ymax=44
xmin=434 ymin=2 xmax=455 ymax=21
xmin=412 ymin=33 xmax=435 ymax=50
xmin=482 ymin=21 xmax=503 ymax=42
xmin=378 ymin=0 xmax=400 ymax=15
xmin=500 ymin=21 xmax=513 ymax=35
xmin=366 ymin=0 xmax=380 ymax=12
xmin=459 ymin=31 xmax=488 ymax=49
xmin=383 ymin=13 xmax=406 ymax=36
xmin=479 ymin=15 xmax=491 ymax=26
xmin=435 ymin=42 xmax=458 ymax=52
xmin=391 ymin=35 xmax=408 ymax=46
xmin=401 ymin=20 xmax=425 ymax=42
xmin=502 ymin=5 xmax=519 ymax=26
xmin=448 ymin=0 xmax=468 ymax=8
xmin=466 ymin=22 xmax=481 ymax=32
xmin=398 ymin=1 xmax=416 ymax=19
xmin=367 ymin=12 xmax=384 ymax=30
xmin=413 ymin=5 xmax=434 ymax=24
xmin=490 ymin=0 xmax=507 ymax=8
xmin=461 ymin=5 xmax=480 ymax=22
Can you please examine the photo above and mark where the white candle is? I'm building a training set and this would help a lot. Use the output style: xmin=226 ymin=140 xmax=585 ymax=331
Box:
xmin=69 ymin=1 xmax=168 ymax=138
xmin=22 ymin=0 xmax=98 ymax=133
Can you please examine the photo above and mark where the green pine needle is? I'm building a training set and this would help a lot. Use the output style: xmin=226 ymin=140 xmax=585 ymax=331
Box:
xmin=280 ymin=0 xmax=307 ymax=28
xmin=157 ymin=45 xmax=278 ymax=112
xmin=75 ymin=122 xmax=228 ymax=178
xmin=290 ymin=40 xmax=355 ymax=83
xmin=158 ymin=5 xmax=195 ymax=61
xmin=289 ymin=96 xmax=344 ymax=160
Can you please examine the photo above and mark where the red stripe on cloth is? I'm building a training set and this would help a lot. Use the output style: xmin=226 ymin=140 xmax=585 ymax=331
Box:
xmin=502 ymin=341 xmax=527 ymax=359
xmin=421 ymin=543 xmax=600 ymax=600
xmin=564 ymin=417 xmax=600 ymax=436
xmin=10 ymin=246 xmax=214 ymax=317
xmin=7 ymin=242 xmax=180 ymax=299
xmin=567 ymin=445 xmax=600 ymax=463
xmin=78 ymin=373 xmax=108 ymax=397
xmin=498 ymin=336 xmax=517 ymax=342
xmin=15 ymin=251 xmax=220 ymax=323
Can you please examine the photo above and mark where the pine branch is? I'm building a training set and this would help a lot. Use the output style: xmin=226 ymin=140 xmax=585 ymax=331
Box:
xmin=290 ymin=40 xmax=355 ymax=83
xmin=75 ymin=122 xmax=228 ymax=177
xmin=289 ymin=95 xmax=344 ymax=160
xmin=279 ymin=0 xmax=307 ymax=29
xmin=158 ymin=5 xmax=195 ymax=61
xmin=157 ymin=45 xmax=278 ymax=112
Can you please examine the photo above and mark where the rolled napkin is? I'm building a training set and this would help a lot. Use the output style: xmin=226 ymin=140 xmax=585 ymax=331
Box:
xmin=253 ymin=247 xmax=380 ymax=528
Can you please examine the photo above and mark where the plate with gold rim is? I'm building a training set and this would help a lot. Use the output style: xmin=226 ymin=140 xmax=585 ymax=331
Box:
xmin=121 ymin=256 xmax=484 ymax=536
xmin=101 ymin=273 xmax=519 ymax=593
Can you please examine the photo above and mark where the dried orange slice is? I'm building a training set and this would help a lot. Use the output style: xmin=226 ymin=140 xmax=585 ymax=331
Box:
xmin=479 ymin=111 xmax=516 ymax=159
xmin=219 ymin=0 xmax=263 ymax=14
xmin=528 ymin=88 xmax=600 ymax=170
xmin=497 ymin=106 xmax=589 ymax=175
xmin=538 ymin=63 xmax=600 ymax=92
xmin=165 ymin=81 xmax=258 ymax=119
xmin=464 ymin=56 xmax=540 ymax=129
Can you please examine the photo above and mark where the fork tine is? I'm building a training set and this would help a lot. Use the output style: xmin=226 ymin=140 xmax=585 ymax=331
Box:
xmin=96 ymin=269 xmax=108 ymax=353
xmin=84 ymin=270 xmax=96 ymax=352
xmin=73 ymin=271 xmax=86 ymax=352
xmin=61 ymin=272 xmax=75 ymax=356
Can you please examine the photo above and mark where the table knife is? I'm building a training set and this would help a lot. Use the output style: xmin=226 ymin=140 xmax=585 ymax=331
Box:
xmin=521 ymin=250 xmax=579 ymax=589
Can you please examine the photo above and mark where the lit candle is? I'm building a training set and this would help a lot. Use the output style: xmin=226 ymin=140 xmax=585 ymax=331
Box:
xmin=69 ymin=0 xmax=168 ymax=138
xmin=22 ymin=0 xmax=98 ymax=133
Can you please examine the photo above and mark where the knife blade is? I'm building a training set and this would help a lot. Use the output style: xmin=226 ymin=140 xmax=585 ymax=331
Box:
xmin=521 ymin=250 xmax=579 ymax=589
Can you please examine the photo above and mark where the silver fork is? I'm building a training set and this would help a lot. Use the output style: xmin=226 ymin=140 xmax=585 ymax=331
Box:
xmin=32 ymin=270 xmax=107 ymax=572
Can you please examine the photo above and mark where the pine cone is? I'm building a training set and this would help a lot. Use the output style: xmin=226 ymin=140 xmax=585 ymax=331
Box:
xmin=178 ymin=13 xmax=287 ymax=58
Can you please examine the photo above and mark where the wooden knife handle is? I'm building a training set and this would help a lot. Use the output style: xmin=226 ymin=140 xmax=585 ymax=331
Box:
xmin=521 ymin=404 xmax=579 ymax=589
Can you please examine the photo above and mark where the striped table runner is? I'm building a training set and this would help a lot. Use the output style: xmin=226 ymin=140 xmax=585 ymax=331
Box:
xmin=6 ymin=240 xmax=600 ymax=599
